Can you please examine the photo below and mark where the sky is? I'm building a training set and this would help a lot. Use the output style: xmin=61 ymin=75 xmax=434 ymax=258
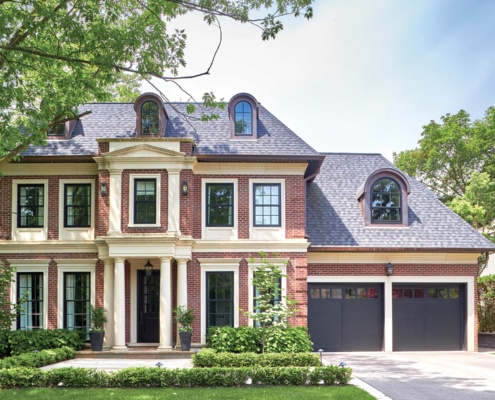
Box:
xmin=144 ymin=0 xmax=495 ymax=161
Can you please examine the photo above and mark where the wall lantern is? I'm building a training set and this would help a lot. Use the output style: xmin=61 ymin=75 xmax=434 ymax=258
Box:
xmin=182 ymin=181 xmax=189 ymax=196
xmin=100 ymin=182 xmax=108 ymax=196
xmin=385 ymin=262 xmax=394 ymax=276
xmin=144 ymin=259 xmax=154 ymax=277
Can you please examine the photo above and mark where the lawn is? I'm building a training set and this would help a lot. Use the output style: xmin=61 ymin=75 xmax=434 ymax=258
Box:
xmin=0 ymin=386 xmax=374 ymax=399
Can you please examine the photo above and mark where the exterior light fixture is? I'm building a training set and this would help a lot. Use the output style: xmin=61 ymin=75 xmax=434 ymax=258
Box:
xmin=318 ymin=348 xmax=324 ymax=364
xmin=100 ymin=182 xmax=107 ymax=196
xmin=144 ymin=259 xmax=154 ymax=277
xmin=155 ymin=361 xmax=163 ymax=368
xmin=385 ymin=262 xmax=394 ymax=276
xmin=339 ymin=362 xmax=347 ymax=367
xmin=182 ymin=181 xmax=189 ymax=196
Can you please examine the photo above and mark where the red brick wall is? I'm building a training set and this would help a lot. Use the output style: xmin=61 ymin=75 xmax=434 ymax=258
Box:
xmin=180 ymin=142 xmax=193 ymax=156
xmin=179 ymin=170 xmax=193 ymax=236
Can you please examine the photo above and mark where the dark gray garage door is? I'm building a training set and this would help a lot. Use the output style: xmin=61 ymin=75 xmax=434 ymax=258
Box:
xmin=308 ymin=283 xmax=383 ymax=352
xmin=393 ymin=284 xmax=465 ymax=351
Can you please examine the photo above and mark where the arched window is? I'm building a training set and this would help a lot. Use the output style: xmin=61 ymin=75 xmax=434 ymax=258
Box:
xmin=234 ymin=101 xmax=252 ymax=135
xmin=371 ymin=178 xmax=401 ymax=223
xmin=141 ymin=101 xmax=159 ymax=134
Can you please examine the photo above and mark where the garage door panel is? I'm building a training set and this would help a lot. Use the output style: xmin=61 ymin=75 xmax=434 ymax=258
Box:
xmin=308 ymin=302 xmax=343 ymax=349
xmin=425 ymin=302 xmax=462 ymax=348
xmin=393 ymin=302 xmax=425 ymax=348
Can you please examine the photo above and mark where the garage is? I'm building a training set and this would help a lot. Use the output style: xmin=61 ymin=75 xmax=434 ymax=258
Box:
xmin=308 ymin=283 xmax=383 ymax=352
xmin=393 ymin=284 xmax=465 ymax=351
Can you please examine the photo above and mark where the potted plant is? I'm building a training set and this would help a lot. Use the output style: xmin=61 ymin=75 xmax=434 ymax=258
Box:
xmin=89 ymin=305 xmax=108 ymax=351
xmin=173 ymin=306 xmax=195 ymax=351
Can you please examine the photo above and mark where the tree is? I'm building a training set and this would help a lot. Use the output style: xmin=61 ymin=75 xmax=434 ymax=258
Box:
xmin=245 ymin=251 xmax=298 ymax=353
xmin=0 ymin=0 xmax=313 ymax=166
xmin=394 ymin=107 xmax=495 ymax=244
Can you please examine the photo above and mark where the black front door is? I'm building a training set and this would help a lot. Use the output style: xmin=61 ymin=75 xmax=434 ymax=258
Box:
xmin=137 ymin=270 xmax=160 ymax=342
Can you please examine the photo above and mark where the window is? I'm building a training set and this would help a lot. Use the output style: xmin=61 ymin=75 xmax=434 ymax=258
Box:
xmin=134 ymin=179 xmax=157 ymax=224
xmin=206 ymin=183 xmax=234 ymax=227
xmin=64 ymin=184 xmax=91 ymax=227
xmin=371 ymin=177 xmax=401 ymax=223
xmin=17 ymin=273 xmax=43 ymax=330
xmin=253 ymin=183 xmax=281 ymax=227
xmin=64 ymin=273 xmax=90 ymax=333
xmin=141 ymin=101 xmax=159 ymax=134
xmin=18 ymin=184 xmax=44 ymax=228
xmin=206 ymin=272 xmax=234 ymax=330
xmin=253 ymin=276 xmax=282 ymax=326
xmin=234 ymin=101 xmax=252 ymax=135
xmin=47 ymin=124 xmax=65 ymax=136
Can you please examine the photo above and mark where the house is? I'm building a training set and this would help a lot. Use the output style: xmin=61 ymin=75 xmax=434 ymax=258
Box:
xmin=1 ymin=92 xmax=493 ymax=352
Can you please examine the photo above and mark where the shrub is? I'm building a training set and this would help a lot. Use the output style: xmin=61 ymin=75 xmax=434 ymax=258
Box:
xmin=45 ymin=367 xmax=109 ymax=388
xmin=479 ymin=274 xmax=495 ymax=332
xmin=8 ymin=329 xmax=85 ymax=355
xmin=0 ymin=347 xmax=75 ymax=369
xmin=206 ymin=326 xmax=312 ymax=353
xmin=192 ymin=348 xmax=320 ymax=368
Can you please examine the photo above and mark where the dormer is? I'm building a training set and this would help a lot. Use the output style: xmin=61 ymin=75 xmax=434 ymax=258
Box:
xmin=134 ymin=92 xmax=167 ymax=137
xmin=228 ymin=93 xmax=258 ymax=140
xmin=357 ymin=168 xmax=411 ymax=227
xmin=46 ymin=119 xmax=77 ymax=140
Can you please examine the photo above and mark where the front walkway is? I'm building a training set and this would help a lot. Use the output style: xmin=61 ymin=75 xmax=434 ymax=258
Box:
xmin=42 ymin=357 xmax=192 ymax=371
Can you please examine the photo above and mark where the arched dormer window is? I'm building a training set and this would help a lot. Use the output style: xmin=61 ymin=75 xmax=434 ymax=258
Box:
xmin=134 ymin=93 xmax=167 ymax=137
xmin=141 ymin=101 xmax=159 ymax=134
xmin=228 ymin=93 xmax=258 ymax=139
xmin=357 ymin=168 xmax=411 ymax=226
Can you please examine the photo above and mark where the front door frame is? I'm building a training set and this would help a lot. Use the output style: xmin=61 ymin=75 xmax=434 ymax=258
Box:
xmin=137 ymin=269 xmax=160 ymax=343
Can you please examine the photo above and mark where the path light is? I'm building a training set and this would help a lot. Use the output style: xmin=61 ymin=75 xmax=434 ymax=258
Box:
xmin=385 ymin=262 xmax=394 ymax=276
xmin=318 ymin=349 xmax=324 ymax=364
xmin=339 ymin=362 xmax=347 ymax=367
xmin=156 ymin=362 xmax=163 ymax=368
xmin=144 ymin=259 xmax=154 ymax=277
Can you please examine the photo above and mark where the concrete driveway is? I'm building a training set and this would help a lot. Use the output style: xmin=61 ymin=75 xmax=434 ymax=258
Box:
xmin=324 ymin=351 xmax=495 ymax=400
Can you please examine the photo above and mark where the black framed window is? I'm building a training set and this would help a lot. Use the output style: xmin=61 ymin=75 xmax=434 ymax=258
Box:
xmin=206 ymin=183 xmax=234 ymax=227
xmin=371 ymin=178 xmax=401 ymax=223
xmin=141 ymin=101 xmax=159 ymax=134
xmin=64 ymin=273 xmax=90 ymax=334
xmin=253 ymin=183 xmax=281 ymax=227
xmin=206 ymin=272 xmax=234 ymax=330
xmin=18 ymin=184 xmax=44 ymax=228
xmin=234 ymin=101 xmax=252 ymax=135
xmin=17 ymin=273 xmax=43 ymax=330
xmin=253 ymin=276 xmax=282 ymax=326
xmin=134 ymin=179 xmax=157 ymax=224
xmin=47 ymin=124 xmax=65 ymax=136
xmin=64 ymin=184 xmax=91 ymax=227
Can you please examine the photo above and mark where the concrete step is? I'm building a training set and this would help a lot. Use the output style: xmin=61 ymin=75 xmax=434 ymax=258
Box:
xmin=76 ymin=347 xmax=196 ymax=359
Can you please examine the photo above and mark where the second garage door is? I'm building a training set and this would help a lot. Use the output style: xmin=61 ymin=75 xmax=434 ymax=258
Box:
xmin=308 ymin=283 xmax=383 ymax=352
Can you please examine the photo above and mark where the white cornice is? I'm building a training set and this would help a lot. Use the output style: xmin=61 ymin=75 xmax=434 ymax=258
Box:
xmin=307 ymin=252 xmax=480 ymax=265
xmin=1 ymin=163 xmax=97 ymax=176
xmin=193 ymin=239 xmax=309 ymax=253
xmin=0 ymin=241 xmax=98 ymax=254
xmin=193 ymin=162 xmax=307 ymax=175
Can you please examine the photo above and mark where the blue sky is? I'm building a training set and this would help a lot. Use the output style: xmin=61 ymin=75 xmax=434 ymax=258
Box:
xmin=147 ymin=0 xmax=495 ymax=160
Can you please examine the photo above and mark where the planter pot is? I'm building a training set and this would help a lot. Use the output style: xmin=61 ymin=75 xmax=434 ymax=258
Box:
xmin=179 ymin=331 xmax=192 ymax=351
xmin=89 ymin=331 xmax=105 ymax=351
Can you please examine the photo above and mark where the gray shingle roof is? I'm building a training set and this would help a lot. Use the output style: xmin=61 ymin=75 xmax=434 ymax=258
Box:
xmin=306 ymin=153 xmax=495 ymax=251
xmin=23 ymin=102 xmax=318 ymax=157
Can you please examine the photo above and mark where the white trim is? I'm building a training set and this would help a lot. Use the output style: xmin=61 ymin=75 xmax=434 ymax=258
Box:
xmin=2 ymin=163 xmax=97 ymax=176
xmin=194 ymin=239 xmax=309 ymax=253
xmin=11 ymin=179 xmax=49 ymax=241
xmin=58 ymin=179 xmax=96 ymax=240
xmin=128 ymin=173 xmax=161 ymax=227
xmin=307 ymin=252 xmax=480 ymax=265
xmin=307 ymin=275 xmax=475 ymax=352
xmin=10 ymin=264 xmax=49 ymax=330
xmin=193 ymin=162 xmax=307 ymax=176
xmin=200 ymin=259 xmax=240 ymax=344
xmin=56 ymin=263 xmax=96 ymax=329
xmin=201 ymin=178 xmax=238 ymax=240
xmin=249 ymin=179 xmax=285 ymax=240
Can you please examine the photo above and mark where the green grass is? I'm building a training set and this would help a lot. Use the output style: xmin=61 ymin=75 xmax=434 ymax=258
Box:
xmin=0 ymin=386 xmax=374 ymax=399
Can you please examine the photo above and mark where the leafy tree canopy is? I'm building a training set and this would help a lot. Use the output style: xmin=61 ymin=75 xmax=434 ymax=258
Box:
xmin=394 ymin=107 xmax=495 ymax=244
xmin=0 ymin=0 xmax=313 ymax=165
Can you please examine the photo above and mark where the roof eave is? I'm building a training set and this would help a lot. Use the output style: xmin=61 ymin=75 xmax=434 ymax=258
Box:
xmin=307 ymin=246 xmax=495 ymax=253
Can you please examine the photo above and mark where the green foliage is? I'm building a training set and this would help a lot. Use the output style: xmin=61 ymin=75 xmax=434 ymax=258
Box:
xmin=192 ymin=348 xmax=320 ymax=368
xmin=0 ymin=347 xmax=75 ymax=369
xmin=0 ymin=366 xmax=352 ymax=388
xmin=0 ymin=263 xmax=25 ymax=335
xmin=89 ymin=306 xmax=108 ymax=333
xmin=206 ymin=326 xmax=313 ymax=353
xmin=0 ymin=0 xmax=313 ymax=164
xmin=173 ymin=306 xmax=195 ymax=333
xmin=478 ymin=274 xmax=495 ymax=332
xmin=7 ymin=329 xmax=85 ymax=356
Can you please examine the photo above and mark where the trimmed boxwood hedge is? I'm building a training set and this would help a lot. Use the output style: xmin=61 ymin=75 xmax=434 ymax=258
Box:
xmin=4 ymin=329 xmax=85 ymax=356
xmin=0 ymin=365 xmax=353 ymax=388
xmin=0 ymin=347 xmax=75 ymax=369
xmin=192 ymin=349 xmax=321 ymax=368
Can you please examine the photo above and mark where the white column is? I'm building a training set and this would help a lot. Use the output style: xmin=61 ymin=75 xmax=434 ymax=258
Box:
xmin=384 ymin=280 xmax=393 ymax=352
xmin=167 ymin=169 xmax=181 ymax=235
xmin=158 ymin=257 xmax=173 ymax=349
xmin=103 ymin=258 xmax=115 ymax=348
xmin=108 ymin=169 xmax=123 ymax=236
xmin=113 ymin=257 xmax=127 ymax=350
xmin=177 ymin=259 xmax=188 ymax=309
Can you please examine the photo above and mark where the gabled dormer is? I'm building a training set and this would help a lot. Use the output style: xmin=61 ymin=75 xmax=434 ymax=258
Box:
xmin=46 ymin=119 xmax=77 ymax=140
xmin=228 ymin=93 xmax=258 ymax=140
xmin=134 ymin=92 xmax=168 ymax=137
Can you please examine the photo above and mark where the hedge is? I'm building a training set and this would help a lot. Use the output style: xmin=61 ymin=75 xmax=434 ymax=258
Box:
xmin=0 ymin=366 xmax=353 ymax=388
xmin=0 ymin=347 xmax=75 ymax=369
xmin=192 ymin=349 xmax=321 ymax=368
xmin=206 ymin=326 xmax=313 ymax=353
xmin=5 ymin=329 xmax=85 ymax=356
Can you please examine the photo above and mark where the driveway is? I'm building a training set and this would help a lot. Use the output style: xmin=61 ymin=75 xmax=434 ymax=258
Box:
xmin=324 ymin=351 xmax=495 ymax=400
